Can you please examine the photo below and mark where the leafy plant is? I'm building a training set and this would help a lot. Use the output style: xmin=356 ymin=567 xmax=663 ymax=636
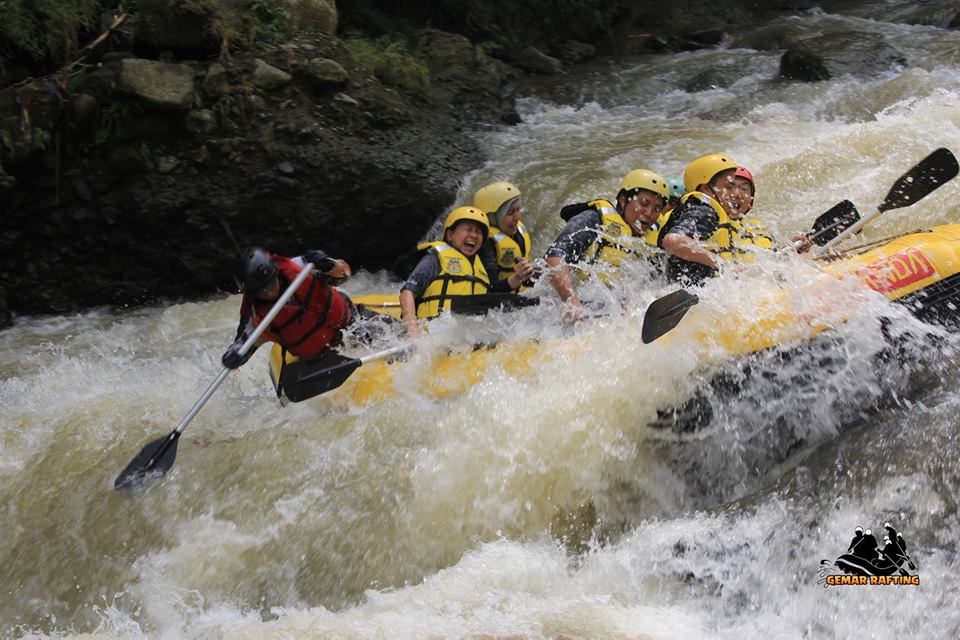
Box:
xmin=346 ymin=36 xmax=431 ymax=98
xmin=241 ymin=0 xmax=291 ymax=44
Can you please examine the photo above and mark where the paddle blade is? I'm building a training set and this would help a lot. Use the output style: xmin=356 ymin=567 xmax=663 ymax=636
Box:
xmin=449 ymin=294 xmax=540 ymax=316
xmin=642 ymin=289 xmax=699 ymax=344
xmin=114 ymin=431 xmax=180 ymax=489
xmin=277 ymin=352 xmax=363 ymax=402
xmin=880 ymin=147 xmax=959 ymax=212
xmin=809 ymin=200 xmax=860 ymax=246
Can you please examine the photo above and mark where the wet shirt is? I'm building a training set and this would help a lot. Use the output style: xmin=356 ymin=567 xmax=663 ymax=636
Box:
xmin=544 ymin=209 xmax=605 ymax=263
xmin=657 ymin=199 xmax=722 ymax=285
xmin=658 ymin=199 xmax=720 ymax=243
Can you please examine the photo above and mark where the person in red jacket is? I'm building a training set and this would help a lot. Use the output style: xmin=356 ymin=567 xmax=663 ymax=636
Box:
xmin=221 ymin=247 xmax=354 ymax=368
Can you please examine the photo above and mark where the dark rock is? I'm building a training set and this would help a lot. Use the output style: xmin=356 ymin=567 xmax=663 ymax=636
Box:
xmin=688 ymin=29 xmax=725 ymax=47
xmin=779 ymin=46 xmax=831 ymax=82
xmin=202 ymin=63 xmax=230 ymax=97
xmin=69 ymin=94 xmax=99 ymax=132
xmin=287 ymin=0 xmax=338 ymax=35
xmin=297 ymin=58 xmax=349 ymax=93
xmin=252 ymin=59 xmax=292 ymax=92
xmin=515 ymin=47 xmax=563 ymax=75
xmin=558 ymin=40 xmax=596 ymax=65
xmin=781 ymin=31 xmax=905 ymax=80
xmin=134 ymin=0 xmax=221 ymax=59
xmin=185 ymin=109 xmax=217 ymax=136
xmin=116 ymin=59 xmax=196 ymax=112
xmin=414 ymin=29 xmax=502 ymax=101
xmin=156 ymin=156 xmax=180 ymax=174
xmin=500 ymin=110 xmax=522 ymax=126
xmin=109 ymin=144 xmax=154 ymax=176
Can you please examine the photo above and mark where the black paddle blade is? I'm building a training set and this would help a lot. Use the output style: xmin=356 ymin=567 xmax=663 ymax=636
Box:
xmin=278 ymin=353 xmax=363 ymax=402
xmin=449 ymin=294 xmax=540 ymax=316
xmin=114 ymin=431 xmax=180 ymax=489
xmin=880 ymin=147 xmax=959 ymax=212
xmin=642 ymin=289 xmax=699 ymax=344
xmin=809 ymin=200 xmax=860 ymax=246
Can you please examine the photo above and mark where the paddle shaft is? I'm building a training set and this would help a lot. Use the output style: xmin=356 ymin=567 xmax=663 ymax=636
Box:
xmin=820 ymin=148 xmax=958 ymax=252
xmin=357 ymin=344 xmax=408 ymax=365
xmin=169 ymin=262 xmax=315 ymax=437
xmin=818 ymin=207 xmax=884 ymax=252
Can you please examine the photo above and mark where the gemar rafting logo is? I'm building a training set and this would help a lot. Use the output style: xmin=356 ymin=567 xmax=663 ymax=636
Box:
xmin=818 ymin=522 xmax=920 ymax=587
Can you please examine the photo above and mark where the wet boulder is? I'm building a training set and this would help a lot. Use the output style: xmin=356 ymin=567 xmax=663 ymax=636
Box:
xmin=514 ymin=46 xmax=563 ymax=75
xmin=252 ymin=59 xmax=292 ymax=91
xmin=298 ymin=57 xmax=349 ymax=93
xmin=414 ymin=29 xmax=502 ymax=102
xmin=116 ymin=58 xmax=196 ymax=112
xmin=779 ymin=46 xmax=830 ymax=81
xmin=284 ymin=0 xmax=338 ymax=35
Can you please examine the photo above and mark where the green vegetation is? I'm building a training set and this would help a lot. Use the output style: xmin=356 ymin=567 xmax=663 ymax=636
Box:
xmin=0 ymin=0 xmax=294 ymax=69
xmin=241 ymin=0 xmax=291 ymax=44
xmin=0 ymin=0 xmax=101 ymax=62
xmin=346 ymin=36 xmax=431 ymax=98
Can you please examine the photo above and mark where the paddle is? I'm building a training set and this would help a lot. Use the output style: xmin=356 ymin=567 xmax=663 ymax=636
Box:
xmin=641 ymin=148 xmax=959 ymax=343
xmin=274 ymin=344 xmax=409 ymax=402
xmin=356 ymin=293 xmax=540 ymax=316
xmin=114 ymin=263 xmax=316 ymax=490
xmin=820 ymin=147 xmax=959 ymax=252
xmin=641 ymin=289 xmax=699 ymax=344
xmin=448 ymin=293 xmax=540 ymax=316
xmin=641 ymin=202 xmax=859 ymax=344
xmin=807 ymin=200 xmax=860 ymax=246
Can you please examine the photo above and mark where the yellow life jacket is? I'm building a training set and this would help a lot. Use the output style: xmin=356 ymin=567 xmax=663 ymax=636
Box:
xmin=490 ymin=222 xmax=532 ymax=281
xmin=642 ymin=210 xmax=672 ymax=248
xmin=582 ymin=199 xmax=664 ymax=265
xmin=679 ymin=192 xmax=775 ymax=263
xmin=414 ymin=241 xmax=490 ymax=319
xmin=582 ymin=200 xmax=635 ymax=267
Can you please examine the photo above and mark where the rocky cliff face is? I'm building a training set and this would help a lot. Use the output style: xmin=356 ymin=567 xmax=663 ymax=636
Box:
xmin=4 ymin=0 xmax=949 ymax=325
xmin=0 ymin=20 xmax=514 ymax=323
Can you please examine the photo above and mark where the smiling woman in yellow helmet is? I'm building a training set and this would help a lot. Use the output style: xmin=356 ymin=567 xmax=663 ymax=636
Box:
xmin=545 ymin=168 xmax=670 ymax=323
xmin=399 ymin=206 xmax=532 ymax=337
xmin=659 ymin=153 xmax=786 ymax=285
xmin=473 ymin=181 xmax=536 ymax=291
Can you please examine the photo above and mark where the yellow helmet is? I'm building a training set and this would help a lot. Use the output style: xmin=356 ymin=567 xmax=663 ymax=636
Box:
xmin=443 ymin=206 xmax=490 ymax=240
xmin=618 ymin=169 xmax=670 ymax=200
xmin=473 ymin=181 xmax=521 ymax=215
xmin=683 ymin=153 xmax=738 ymax=192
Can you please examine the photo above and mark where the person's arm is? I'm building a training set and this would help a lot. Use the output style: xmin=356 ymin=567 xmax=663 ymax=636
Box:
xmin=222 ymin=311 xmax=260 ymax=368
xmin=490 ymin=258 xmax=536 ymax=292
xmin=545 ymin=255 xmax=582 ymax=324
xmin=399 ymin=289 xmax=420 ymax=338
xmin=303 ymin=250 xmax=352 ymax=285
xmin=506 ymin=258 xmax=535 ymax=290
xmin=661 ymin=232 xmax=722 ymax=270
xmin=544 ymin=211 xmax=601 ymax=323
xmin=399 ymin=253 xmax=440 ymax=338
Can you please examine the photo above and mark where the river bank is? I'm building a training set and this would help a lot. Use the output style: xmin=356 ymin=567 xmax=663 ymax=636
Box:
xmin=1 ymin=0 xmax=957 ymax=327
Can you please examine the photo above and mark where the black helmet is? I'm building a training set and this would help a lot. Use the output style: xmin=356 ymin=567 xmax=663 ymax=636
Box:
xmin=237 ymin=247 xmax=277 ymax=293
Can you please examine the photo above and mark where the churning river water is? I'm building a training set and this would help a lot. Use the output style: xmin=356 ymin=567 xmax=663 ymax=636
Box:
xmin=3 ymin=3 xmax=960 ymax=639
